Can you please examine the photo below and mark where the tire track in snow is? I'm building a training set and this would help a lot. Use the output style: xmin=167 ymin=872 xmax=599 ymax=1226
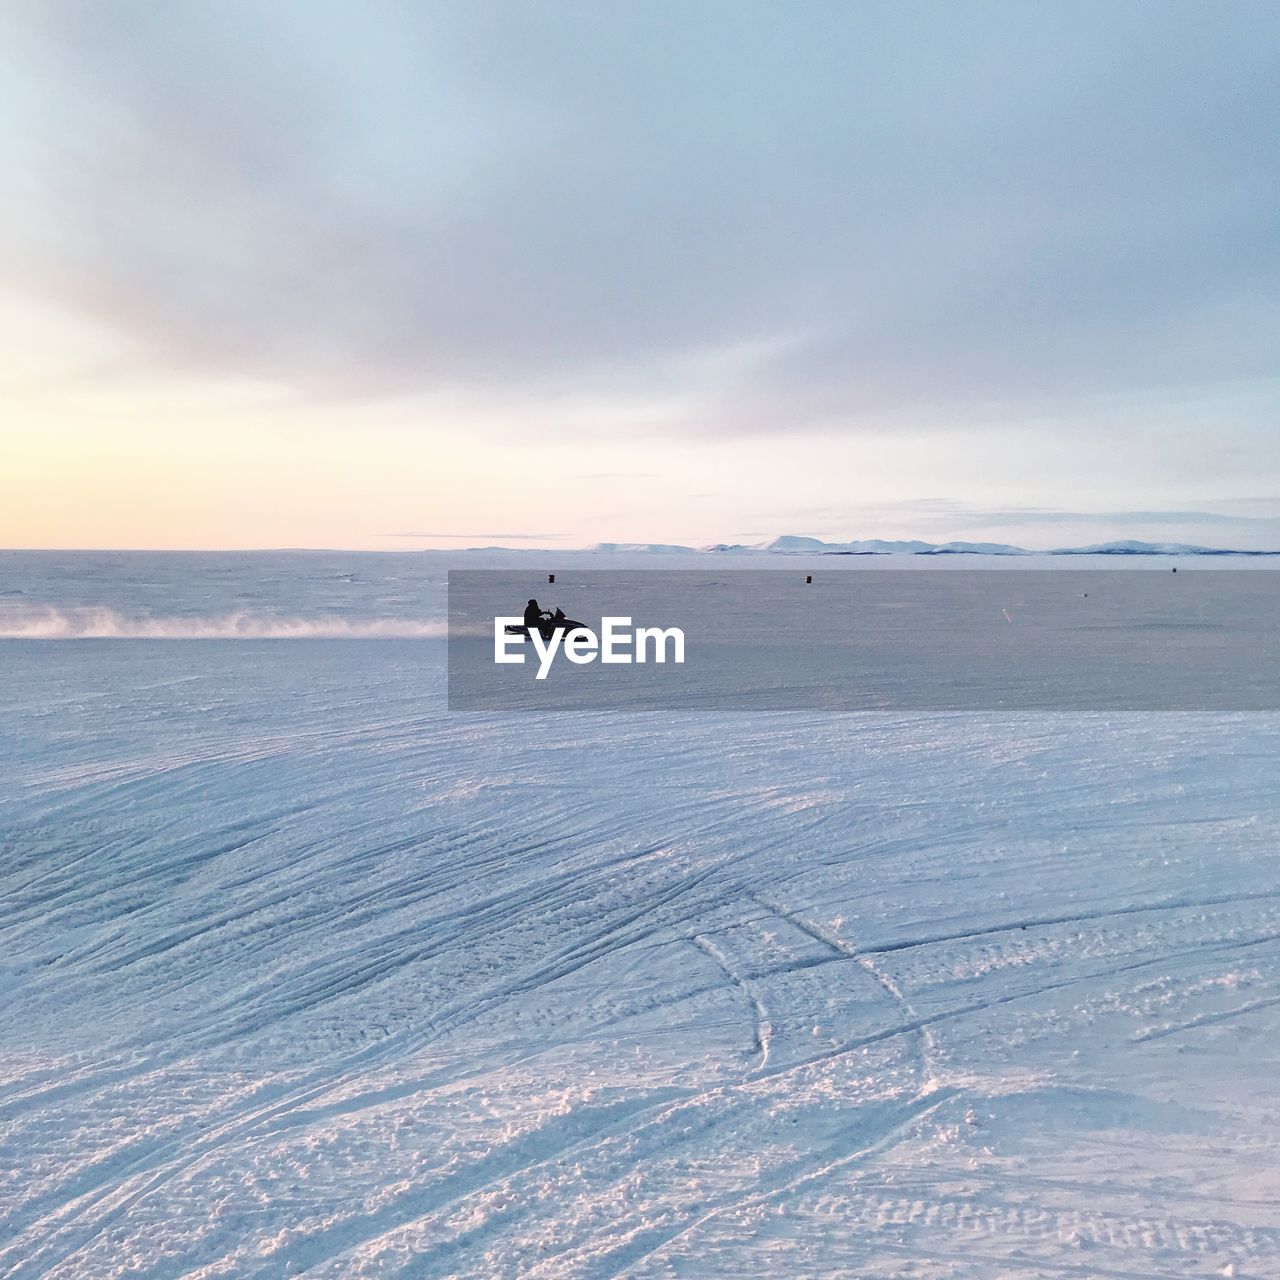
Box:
xmin=689 ymin=933 xmax=772 ymax=1071
xmin=855 ymin=886 xmax=1280 ymax=958
xmin=572 ymin=1088 xmax=959 ymax=1280
xmin=1132 ymin=991 xmax=1280 ymax=1043
xmin=310 ymin=1069 xmax=951 ymax=1280
xmin=751 ymin=892 xmax=939 ymax=1085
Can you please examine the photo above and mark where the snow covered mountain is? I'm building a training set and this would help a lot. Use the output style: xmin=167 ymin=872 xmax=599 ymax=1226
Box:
xmin=1046 ymin=540 xmax=1270 ymax=556
xmin=579 ymin=536 xmax=1276 ymax=556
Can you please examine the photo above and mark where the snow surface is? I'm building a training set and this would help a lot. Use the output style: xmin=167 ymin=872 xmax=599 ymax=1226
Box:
xmin=2 ymin=552 xmax=1279 ymax=1278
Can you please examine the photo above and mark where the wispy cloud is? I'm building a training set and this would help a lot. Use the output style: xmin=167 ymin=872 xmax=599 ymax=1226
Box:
xmin=383 ymin=532 xmax=567 ymax=542
xmin=846 ymin=501 xmax=1280 ymax=529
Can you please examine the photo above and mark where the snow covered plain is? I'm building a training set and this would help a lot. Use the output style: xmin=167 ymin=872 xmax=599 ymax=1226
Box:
xmin=2 ymin=552 xmax=1279 ymax=1278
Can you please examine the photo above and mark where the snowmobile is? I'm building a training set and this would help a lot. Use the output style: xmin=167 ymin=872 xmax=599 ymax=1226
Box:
xmin=505 ymin=609 xmax=589 ymax=643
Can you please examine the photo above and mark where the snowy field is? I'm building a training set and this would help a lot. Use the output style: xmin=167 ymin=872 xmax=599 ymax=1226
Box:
xmin=2 ymin=552 xmax=1279 ymax=1278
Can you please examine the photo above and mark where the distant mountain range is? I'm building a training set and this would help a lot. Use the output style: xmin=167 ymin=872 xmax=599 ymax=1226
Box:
xmin=574 ymin=537 xmax=1279 ymax=556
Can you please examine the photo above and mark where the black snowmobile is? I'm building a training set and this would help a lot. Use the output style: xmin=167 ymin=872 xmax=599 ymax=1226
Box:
xmin=505 ymin=608 xmax=588 ymax=642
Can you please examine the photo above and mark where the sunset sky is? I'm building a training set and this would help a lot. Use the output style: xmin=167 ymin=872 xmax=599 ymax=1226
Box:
xmin=2 ymin=1 xmax=1278 ymax=550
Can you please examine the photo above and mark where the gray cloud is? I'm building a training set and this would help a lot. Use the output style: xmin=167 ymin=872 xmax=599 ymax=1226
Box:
xmin=3 ymin=1 xmax=1278 ymax=440
xmin=842 ymin=501 xmax=1280 ymax=528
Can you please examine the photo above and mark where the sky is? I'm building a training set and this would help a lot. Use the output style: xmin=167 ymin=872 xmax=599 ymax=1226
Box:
xmin=1 ymin=0 xmax=1278 ymax=551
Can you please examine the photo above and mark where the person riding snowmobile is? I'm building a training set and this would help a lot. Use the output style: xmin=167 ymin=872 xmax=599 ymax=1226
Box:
xmin=514 ymin=599 xmax=580 ymax=640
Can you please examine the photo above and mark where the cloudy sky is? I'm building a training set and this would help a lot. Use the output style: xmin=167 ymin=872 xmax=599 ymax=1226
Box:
xmin=2 ymin=1 xmax=1277 ymax=549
